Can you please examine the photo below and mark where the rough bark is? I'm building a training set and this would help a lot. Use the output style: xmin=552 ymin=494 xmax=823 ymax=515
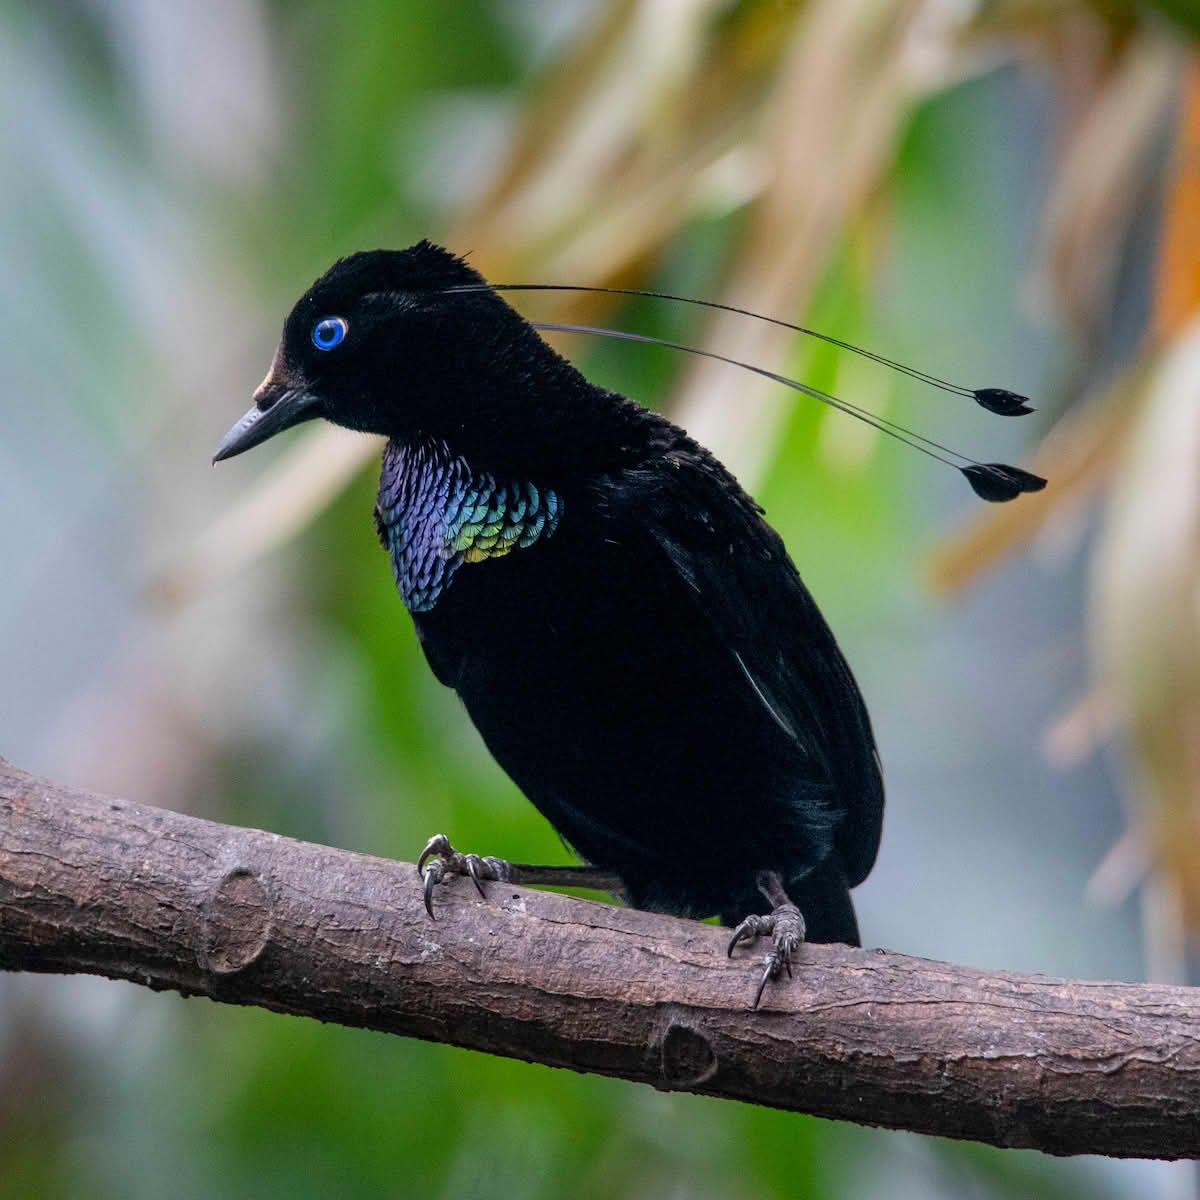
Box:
xmin=0 ymin=757 xmax=1197 ymax=1159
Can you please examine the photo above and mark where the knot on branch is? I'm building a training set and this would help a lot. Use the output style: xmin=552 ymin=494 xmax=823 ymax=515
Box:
xmin=660 ymin=1017 xmax=718 ymax=1086
xmin=201 ymin=867 xmax=272 ymax=974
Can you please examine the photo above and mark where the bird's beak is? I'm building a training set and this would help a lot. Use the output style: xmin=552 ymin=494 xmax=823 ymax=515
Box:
xmin=213 ymin=352 xmax=322 ymax=463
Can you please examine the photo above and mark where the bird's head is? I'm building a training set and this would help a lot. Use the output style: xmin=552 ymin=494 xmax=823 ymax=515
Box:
xmin=214 ymin=242 xmax=593 ymax=469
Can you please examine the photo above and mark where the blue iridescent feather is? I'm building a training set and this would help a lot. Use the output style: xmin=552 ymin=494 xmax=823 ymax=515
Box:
xmin=375 ymin=439 xmax=562 ymax=613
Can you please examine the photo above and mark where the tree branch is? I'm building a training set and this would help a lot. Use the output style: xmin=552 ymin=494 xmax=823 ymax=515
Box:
xmin=0 ymin=757 xmax=1196 ymax=1159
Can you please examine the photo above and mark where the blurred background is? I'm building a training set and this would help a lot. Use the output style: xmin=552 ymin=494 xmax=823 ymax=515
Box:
xmin=2 ymin=1 xmax=1199 ymax=1196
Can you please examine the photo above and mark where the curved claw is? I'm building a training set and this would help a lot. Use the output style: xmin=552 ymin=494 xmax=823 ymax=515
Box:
xmin=727 ymin=914 xmax=769 ymax=958
xmin=465 ymin=855 xmax=489 ymax=898
xmin=417 ymin=833 xmax=451 ymax=877
xmin=422 ymin=861 xmax=441 ymax=919
xmin=753 ymin=959 xmax=774 ymax=1009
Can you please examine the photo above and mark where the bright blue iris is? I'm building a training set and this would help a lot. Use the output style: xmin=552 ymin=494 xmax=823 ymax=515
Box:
xmin=312 ymin=316 xmax=348 ymax=350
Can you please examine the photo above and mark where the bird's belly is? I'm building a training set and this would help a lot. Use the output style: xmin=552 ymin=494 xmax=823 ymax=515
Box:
xmin=413 ymin=547 xmax=836 ymax=916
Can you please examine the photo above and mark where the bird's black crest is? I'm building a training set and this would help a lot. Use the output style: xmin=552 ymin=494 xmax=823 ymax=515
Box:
xmin=295 ymin=242 xmax=485 ymax=319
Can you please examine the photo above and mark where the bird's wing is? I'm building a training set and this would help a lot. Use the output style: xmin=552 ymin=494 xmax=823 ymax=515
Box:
xmin=608 ymin=446 xmax=884 ymax=886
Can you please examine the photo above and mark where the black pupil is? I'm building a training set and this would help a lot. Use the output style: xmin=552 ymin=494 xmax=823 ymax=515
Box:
xmin=319 ymin=321 xmax=336 ymax=343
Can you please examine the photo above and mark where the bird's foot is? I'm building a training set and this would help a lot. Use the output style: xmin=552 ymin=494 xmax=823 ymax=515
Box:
xmin=727 ymin=900 xmax=806 ymax=1009
xmin=416 ymin=833 xmax=513 ymax=919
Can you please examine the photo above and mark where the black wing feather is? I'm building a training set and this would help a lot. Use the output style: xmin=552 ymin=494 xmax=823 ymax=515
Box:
xmin=623 ymin=444 xmax=884 ymax=887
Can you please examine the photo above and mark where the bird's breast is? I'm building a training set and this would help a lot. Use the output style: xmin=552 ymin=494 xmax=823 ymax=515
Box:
xmin=375 ymin=438 xmax=563 ymax=613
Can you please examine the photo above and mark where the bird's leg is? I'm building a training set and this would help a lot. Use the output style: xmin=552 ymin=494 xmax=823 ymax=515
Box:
xmin=416 ymin=833 xmax=624 ymax=918
xmin=726 ymin=870 xmax=806 ymax=1008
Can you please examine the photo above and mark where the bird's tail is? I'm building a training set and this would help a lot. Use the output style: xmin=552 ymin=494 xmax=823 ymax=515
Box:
xmin=788 ymin=858 xmax=861 ymax=947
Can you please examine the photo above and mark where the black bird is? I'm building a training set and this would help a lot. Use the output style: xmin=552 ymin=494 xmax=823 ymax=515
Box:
xmin=214 ymin=241 xmax=1038 ymax=1004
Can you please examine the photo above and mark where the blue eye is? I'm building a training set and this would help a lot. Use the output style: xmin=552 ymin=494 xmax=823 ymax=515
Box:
xmin=312 ymin=316 xmax=348 ymax=350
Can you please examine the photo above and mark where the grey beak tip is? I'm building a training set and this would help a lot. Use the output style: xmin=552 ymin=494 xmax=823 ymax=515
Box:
xmin=212 ymin=385 xmax=319 ymax=466
xmin=212 ymin=428 xmax=248 ymax=464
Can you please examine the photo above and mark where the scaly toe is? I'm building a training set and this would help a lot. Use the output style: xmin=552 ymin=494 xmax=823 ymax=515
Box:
xmin=727 ymin=913 xmax=774 ymax=957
